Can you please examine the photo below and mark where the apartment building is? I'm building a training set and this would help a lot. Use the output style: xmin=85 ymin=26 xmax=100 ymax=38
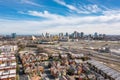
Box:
xmin=0 ymin=45 xmax=17 ymax=80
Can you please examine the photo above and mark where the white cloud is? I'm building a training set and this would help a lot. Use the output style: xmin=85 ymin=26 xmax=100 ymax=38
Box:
xmin=1 ymin=10 xmax=120 ymax=35
xmin=83 ymin=4 xmax=102 ymax=13
xmin=18 ymin=11 xmax=25 ymax=14
xmin=54 ymin=0 xmax=90 ymax=14
xmin=20 ymin=0 xmax=41 ymax=7
xmin=18 ymin=10 xmax=64 ymax=19
xmin=24 ymin=10 xmax=120 ymax=23
xmin=27 ymin=10 xmax=63 ymax=19
xmin=54 ymin=0 xmax=77 ymax=10
xmin=54 ymin=0 xmax=103 ymax=14
xmin=103 ymin=10 xmax=120 ymax=16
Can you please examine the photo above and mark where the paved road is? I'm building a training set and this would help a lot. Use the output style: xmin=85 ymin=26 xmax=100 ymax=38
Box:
xmin=17 ymin=55 xmax=29 ymax=80
xmin=19 ymin=74 xmax=28 ymax=80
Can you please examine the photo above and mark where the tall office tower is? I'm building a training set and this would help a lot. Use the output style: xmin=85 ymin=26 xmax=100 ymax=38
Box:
xmin=45 ymin=32 xmax=49 ymax=38
xmin=11 ymin=33 xmax=16 ymax=38
xmin=65 ymin=32 xmax=69 ymax=37
xmin=73 ymin=31 xmax=79 ymax=38
xmin=94 ymin=32 xmax=98 ymax=38
xmin=80 ymin=32 xmax=84 ymax=38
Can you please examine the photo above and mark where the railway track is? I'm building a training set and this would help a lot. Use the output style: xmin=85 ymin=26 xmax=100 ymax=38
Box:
xmin=80 ymin=49 xmax=120 ymax=65
xmin=68 ymin=48 xmax=120 ymax=71
xmin=90 ymin=56 xmax=120 ymax=72
xmin=90 ymin=53 xmax=120 ymax=64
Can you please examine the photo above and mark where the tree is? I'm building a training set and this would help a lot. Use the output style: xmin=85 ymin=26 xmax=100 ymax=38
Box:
xmin=0 ymin=50 xmax=1 ymax=54
xmin=67 ymin=68 xmax=75 ymax=75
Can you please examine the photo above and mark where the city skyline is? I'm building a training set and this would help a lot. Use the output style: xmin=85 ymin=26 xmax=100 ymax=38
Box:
xmin=0 ymin=0 xmax=120 ymax=35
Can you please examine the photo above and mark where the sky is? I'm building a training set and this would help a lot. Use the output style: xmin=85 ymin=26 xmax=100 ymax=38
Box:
xmin=0 ymin=0 xmax=120 ymax=35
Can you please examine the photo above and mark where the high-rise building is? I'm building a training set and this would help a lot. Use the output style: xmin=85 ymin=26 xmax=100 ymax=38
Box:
xmin=41 ymin=33 xmax=44 ymax=37
xmin=65 ymin=32 xmax=69 ymax=37
xmin=73 ymin=31 xmax=79 ymax=38
xmin=11 ymin=33 xmax=16 ymax=38
xmin=80 ymin=32 xmax=84 ymax=38
xmin=94 ymin=32 xmax=98 ymax=38
xmin=45 ymin=32 xmax=49 ymax=38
